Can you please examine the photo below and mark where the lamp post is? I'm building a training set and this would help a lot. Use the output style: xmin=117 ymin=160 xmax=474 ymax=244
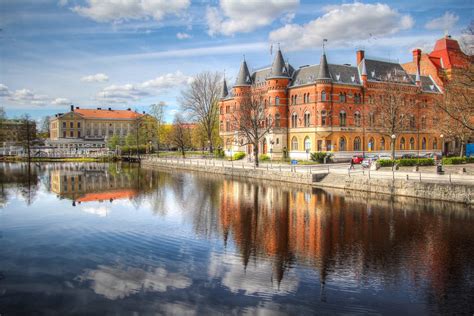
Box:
xmin=391 ymin=134 xmax=396 ymax=160
xmin=270 ymin=140 xmax=274 ymax=169
xmin=440 ymin=134 xmax=444 ymax=157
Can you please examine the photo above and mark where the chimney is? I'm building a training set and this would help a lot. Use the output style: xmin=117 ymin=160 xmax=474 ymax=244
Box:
xmin=412 ymin=48 xmax=422 ymax=64
xmin=97 ymin=107 xmax=101 ymax=110
xmin=76 ymin=106 xmax=79 ymax=110
xmin=356 ymin=50 xmax=365 ymax=65
xmin=127 ymin=108 xmax=131 ymax=111
xmin=142 ymin=111 xmax=145 ymax=114
xmin=70 ymin=105 xmax=74 ymax=112
xmin=108 ymin=107 xmax=112 ymax=111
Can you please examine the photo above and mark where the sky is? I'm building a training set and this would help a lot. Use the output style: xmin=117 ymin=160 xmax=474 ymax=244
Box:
xmin=0 ymin=0 xmax=472 ymax=122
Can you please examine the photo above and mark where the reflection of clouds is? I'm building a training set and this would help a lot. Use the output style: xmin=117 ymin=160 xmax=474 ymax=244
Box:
xmin=77 ymin=265 xmax=192 ymax=300
xmin=208 ymin=252 xmax=298 ymax=295
xmin=81 ymin=206 xmax=109 ymax=217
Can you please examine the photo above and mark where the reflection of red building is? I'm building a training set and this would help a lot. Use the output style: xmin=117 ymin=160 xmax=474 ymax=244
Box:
xmin=218 ymin=179 xmax=473 ymax=299
xmin=76 ymin=189 xmax=138 ymax=203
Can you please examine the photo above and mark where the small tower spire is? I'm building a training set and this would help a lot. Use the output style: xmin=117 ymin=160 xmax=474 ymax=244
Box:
xmin=269 ymin=45 xmax=288 ymax=78
xmin=235 ymin=59 xmax=251 ymax=86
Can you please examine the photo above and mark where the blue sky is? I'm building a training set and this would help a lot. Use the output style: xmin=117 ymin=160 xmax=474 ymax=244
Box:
xmin=0 ymin=0 xmax=472 ymax=122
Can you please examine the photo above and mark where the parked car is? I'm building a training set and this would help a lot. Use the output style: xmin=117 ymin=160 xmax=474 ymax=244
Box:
xmin=361 ymin=157 xmax=377 ymax=168
xmin=401 ymin=153 xmax=417 ymax=159
xmin=351 ymin=155 xmax=364 ymax=164
xmin=377 ymin=154 xmax=392 ymax=160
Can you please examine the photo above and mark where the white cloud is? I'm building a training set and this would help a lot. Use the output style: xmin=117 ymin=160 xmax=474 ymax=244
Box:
xmin=206 ymin=0 xmax=299 ymax=36
xmin=425 ymin=12 xmax=459 ymax=31
xmin=269 ymin=2 xmax=414 ymax=51
xmin=0 ymin=84 xmax=10 ymax=97
xmin=98 ymin=71 xmax=192 ymax=103
xmin=72 ymin=0 xmax=190 ymax=23
xmin=52 ymin=97 xmax=71 ymax=106
xmin=81 ymin=73 xmax=109 ymax=83
xmin=176 ymin=32 xmax=191 ymax=40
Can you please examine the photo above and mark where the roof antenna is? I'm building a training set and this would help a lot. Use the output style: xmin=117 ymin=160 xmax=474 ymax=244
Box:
xmin=243 ymin=54 xmax=246 ymax=61
xmin=323 ymin=38 xmax=328 ymax=53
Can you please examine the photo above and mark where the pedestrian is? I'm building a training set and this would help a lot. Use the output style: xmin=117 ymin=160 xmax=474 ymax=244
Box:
xmin=349 ymin=158 xmax=355 ymax=170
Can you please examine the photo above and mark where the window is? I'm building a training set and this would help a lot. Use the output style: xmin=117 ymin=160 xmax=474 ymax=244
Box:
xmin=421 ymin=116 xmax=426 ymax=130
xmin=78 ymin=131 xmax=81 ymax=138
xmin=369 ymin=112 xmax=375 ymax=127
xmin=422 ymin=137 xmax=426 ymax=150
xmin=291 ymin=137 xmax=298 ymax=151
xmin=226 ymin=120 xmax=230 ymax=131
xmin=220 ymin=121 xmax=223 ymax=131
xmin=70 ymin=131 xmax=74 ymax=137
xmin=62 ymin=122 xmax=66 ymax=128
xmin=339 ymin=110 xmax=346 ymax=127
xmin=304 ymin=112 xmax=310 ymax=127
xmin=268 ymin=97 xmax=271 ymax=106
xmin=304 ymin=137 xmax=311 ymax=151
xmin=353 ymin=137 xmax=361 ymax=151
xmin=321 ymin=91 xmax=327 ymax=101
xmin=409 ymin=137 xmax=415 ymax=150
xmin=354 ymin=111 xmax=361 ymax=127
xmin=291 ymin=113 xmax=298 ymax=128
xmin=433 ymin=138 xmax=438 ymax=150
xmin=410 ymin=115 xmax=416 ymax=129
xmin=267 ymin=115 xmax=272 ymax=127
xmin=275 ymin=96 xmax=280 ymax=105
xmin=400 ymin=137 xmax=406 ymax=150
xmin=77 ymin=122 xmax=81 ymax=128
xmin=276 ymin=138 xmax=279 ymax=145
xmin=380 ymin=137 xmax=385 ymax=150
xmin=275 ymin=114 xmax=281 ymax=128
xmin=354 ymin=93 xmax=361 ymax=103
xmin=317 ymin=140 xmax=323 ymax=151
xmin=321 ymin=110 xmax=327 ymax=126
xmin=368 ymin=138 xmax=375 ymax=151
xmin=63 ymin=131 xmax=66 ymax=138
xmin=339 ymin=92 xmax=346 ymax=103
xmin=70 ymin=122 xmax=73 ymax=128
xmin=339 ymin=137 xmax=346 ymax=151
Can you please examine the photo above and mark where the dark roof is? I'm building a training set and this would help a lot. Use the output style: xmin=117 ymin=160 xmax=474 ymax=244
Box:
xmin=317 ymin=53 xmax=331 ymax=80
xmin=365 ymin=59 xmax=413 ymax=83
xmin=235 ymin=60 xmax=252 ymax=86
xmin=251 ymin=67 xmax=271 ymax=84
xmin=409 ymin=74 xmax=441 ymax=93
xmin=221 ymin=78 xmax=229 ymax=98
xmin=269 ymin=49 xmax=289 ymax=78
xmin=290 ymin=64 xmax=360 ymax=87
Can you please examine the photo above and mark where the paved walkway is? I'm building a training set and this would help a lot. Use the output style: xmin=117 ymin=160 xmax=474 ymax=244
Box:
xmin=144 ymin=156 xmax=474 ymax=186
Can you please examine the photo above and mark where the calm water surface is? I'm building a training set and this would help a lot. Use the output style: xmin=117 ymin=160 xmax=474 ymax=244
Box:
xmin=0 ymin=162 xmax=473 ymax=315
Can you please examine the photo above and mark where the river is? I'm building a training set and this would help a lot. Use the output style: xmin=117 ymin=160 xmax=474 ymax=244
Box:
xmin=0 ymin=162 xmax=472 ymax=315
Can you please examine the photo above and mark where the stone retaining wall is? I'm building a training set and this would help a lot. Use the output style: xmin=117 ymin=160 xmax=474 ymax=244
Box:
xmin=142 ymin=160 xmax=473 ymax=204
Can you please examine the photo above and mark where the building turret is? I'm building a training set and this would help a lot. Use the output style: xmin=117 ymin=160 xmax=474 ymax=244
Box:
xmin=221 ymin=77 xmax=229 ymax=99
xmin=268 ymin=47 xmax=288 ymax=79
xmin=234 ymin=59 xmax=252 ymax=87
xmin=317 ymin=52 xmax=331 ymax=81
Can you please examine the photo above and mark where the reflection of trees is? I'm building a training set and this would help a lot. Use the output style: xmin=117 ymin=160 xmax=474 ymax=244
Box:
xmin=217 ymin=179 xmax=473 ymax=311
xmin=0 ymin=163 xmax=39 ymax=205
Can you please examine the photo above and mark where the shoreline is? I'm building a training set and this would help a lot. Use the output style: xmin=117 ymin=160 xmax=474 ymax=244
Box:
xmin=142 ymin=159 xmax=473 ymax=205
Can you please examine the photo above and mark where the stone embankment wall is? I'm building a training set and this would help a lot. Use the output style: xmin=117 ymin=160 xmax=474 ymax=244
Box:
xmin=142 ymin=160 xmax=473 ymax=204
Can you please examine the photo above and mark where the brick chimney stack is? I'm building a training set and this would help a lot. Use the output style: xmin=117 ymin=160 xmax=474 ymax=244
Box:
xmin=70 ymin=105 xmax=74 ymax=112
xmin=356 ymin=50 xmax=365 ymax=65
xmin=412 ymin=48 xmax=422 ymax=66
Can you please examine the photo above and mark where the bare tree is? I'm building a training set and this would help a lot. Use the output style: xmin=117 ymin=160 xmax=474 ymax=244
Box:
xmin=230 ymin=91 xmax=273 ymax=167
xmin=170 ymin=114 xmax=191 ymax=158
xmin=371 ymin=81 xmax=415 ymax=159
xmin=435 ymin=64 xmax=474 ymax=132
xmin=19 ymin=114 xmax=36 ymax=162
xmin=149 ymin=101 xmax=166 ymax=155
xmin=180 ymin=71 xmax=222 ymax=154
xmin=459 ymin=20 xmax=474 ymax=55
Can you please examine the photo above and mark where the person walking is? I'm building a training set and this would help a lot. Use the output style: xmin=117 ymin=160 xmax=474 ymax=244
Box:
xmin=349 ymin=158 xmax=355 ymax=170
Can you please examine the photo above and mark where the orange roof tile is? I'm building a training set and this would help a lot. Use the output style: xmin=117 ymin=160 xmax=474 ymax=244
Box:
xmin=74 ymin=108 xmax=143 ymax=120
xmin=76 ymin=189 xmax=138 ymax=202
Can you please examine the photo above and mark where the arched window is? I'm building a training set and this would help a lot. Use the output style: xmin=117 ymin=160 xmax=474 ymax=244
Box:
xmin=291 ymin=137 xmax=298 ymax=151
xmin=268 ymin=97 xmax=271 ymax=106
xmin=409 ymin=137 xmax=415 ymax=150
xmin=291 ymin=113 xmax=298 ymax=128
xmin=304 ymin=112 xmax=310 ymax=127
xmin=400 ymin=137 xmax=406 ymax=150
xmin=433 ymin=138 xmax=438 ymax=150
xmin=421 ymin=116 xmax=426 ymax=130
xmin=339 ymin=92 xmax=346 ymax=103
xmin=353 ymin=137 xmax=361 ymax=151
xmin=410 ymin=115 xmax=416 ymax=129
xmin=226 ymin=120 xmax=230 ymax=131
xmin=354 ymin=111 xmax=361 ymax=127
xmin=422 ymin=137 xmax=426 ymax=150
xmin=339 ymin=137 xmax=346 ymax=151
xmin=354 ymin=93 xmax=361 ymax=103
xmin=380 ymin=137 xmax=385 ymax=150
xmin=275 ymin=96 xmax=280 ymax=105
xmin=321 ymin=91 xmax=327 ymax=101
xmin=339 ymin=110 xmax=346 ymax=127
xmin=321 ymin=110 xmax=327 ymax=126
xmin=369 ymin=112 xmax=375 ymax=127
xmin=275 ymin=113 xmax=281 ymax=128
xmin=220 ymin=121 xmax=223 ymax=131
xmin=264 ymin=99 xmax=267 ymax=108
xmin=304 ymin=136 xmax=311 ymax=151
xmin=368 ymin=137 xmax=375 ymax=151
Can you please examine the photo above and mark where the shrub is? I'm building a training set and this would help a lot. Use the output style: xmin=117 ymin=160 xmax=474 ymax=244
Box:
xmin=232 ymin=152 xmax=246 ymax=160
xmin=378 ymin=159 xmax=395 ymax=167
xmin=442 ymin=157 xmax=469 ymax=165
xmin=214 ymin=148 xmax=225 ymax=158
xmin=397 ymin=158 xmax=434 ymax=166
xmin=259 ymin=154 xmax=270 ymax=161
xmin=310 ymin=151 xmax=332 ymax=163
xmin=120 ymin=145 xmax=147 ymax=154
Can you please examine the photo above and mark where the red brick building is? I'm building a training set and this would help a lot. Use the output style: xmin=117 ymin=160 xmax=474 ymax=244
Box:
xmin=219 ymin=36 xmax=470 ymax=160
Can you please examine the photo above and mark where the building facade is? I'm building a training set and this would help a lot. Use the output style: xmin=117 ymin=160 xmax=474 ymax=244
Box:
xmin=219 ymin=36 xmax=470 ymax=160
xmin=48 ymin=106 xmax=145 ymax=149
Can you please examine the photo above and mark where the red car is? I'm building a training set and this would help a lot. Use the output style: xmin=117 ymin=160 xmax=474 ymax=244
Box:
xmin=351 ymin=155 xmax=364 ymax=164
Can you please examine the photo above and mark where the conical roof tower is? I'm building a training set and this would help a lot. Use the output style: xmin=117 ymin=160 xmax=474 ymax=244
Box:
xmin=235 ymin=59 xmax=252 ymax=86
xmin=317 ymin=51 xmax=331 ymax=81
xmin=221 ymin=77 xmax=229 ymax=98
xmin=269 ymin=47 xmax=288 ymax=78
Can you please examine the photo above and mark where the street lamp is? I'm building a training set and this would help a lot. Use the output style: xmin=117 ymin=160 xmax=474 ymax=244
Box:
xmin=440 ymin=134 xmax=444 ymax=157
xmin=391 ymin=134 xmax=396 ymax=160
xmin=270 ymin=140 xmax=274 ymax=169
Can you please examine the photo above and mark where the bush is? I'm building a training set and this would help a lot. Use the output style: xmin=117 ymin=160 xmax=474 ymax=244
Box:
xmin=442 ymin=157 xmax=473 ymax=165
xmin=214 ymin=148 xmax=225 ymax=158
xmin=310 ymin=151 xmax=332 ymax=163
xmin=378 ymin=159 xmax=395 ymax=167
xmin=259 ymin=154 xmax=270 ymax=161
xmin=120 ymin=145 xmax=147 ymax=154
xmin=397 ymin=158 xmax=434 ymax=166
xmin=232 ymin=152 xmax=246 ymax=160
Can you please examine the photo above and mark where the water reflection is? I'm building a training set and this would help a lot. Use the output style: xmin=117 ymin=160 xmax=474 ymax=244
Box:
xmin=0 ymin=163 xmax=472 ymax=314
